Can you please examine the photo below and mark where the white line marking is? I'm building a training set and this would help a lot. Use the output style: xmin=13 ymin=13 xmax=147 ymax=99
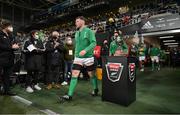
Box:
xmin=12 ymin=96 xmax=32 ymax=106
xmin=40 ymin=109 xmax=59 ymax=115
xmin=12 ymin=96 xmax=59 ymax=115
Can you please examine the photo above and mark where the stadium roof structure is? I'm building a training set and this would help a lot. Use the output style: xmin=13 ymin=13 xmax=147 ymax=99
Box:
xmin=0 ymin=0 xmax=66 ymax=11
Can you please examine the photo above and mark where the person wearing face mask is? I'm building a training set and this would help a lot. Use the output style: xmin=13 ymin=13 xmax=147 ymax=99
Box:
xmin=111 ymin=30 xmax=122 ymax=42
xmin=109 ymin=30 xmax=128 ymax=56
xmin=101 ymin=40 xmax=109 ymax=56
xmin=45 ymin=31 xmax=65 ymax=89
xmin=0 ymin=21 xmax=19 ymax=96
xmin=61 ymin=37 xmax=74 ymax=86
xmin=23 ymin=30 xmax=44 ymax=93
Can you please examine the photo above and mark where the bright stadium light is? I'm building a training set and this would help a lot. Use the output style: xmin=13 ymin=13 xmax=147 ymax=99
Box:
xmin=159 ymin=36 xmax=174 ymax=39
xmin=168 ymin=45 xmax=179 ymax=47
xmin=163 ymin=40 xmax=176 ymax=43
xmin=164 ymin=43 xmax=179 ymax=45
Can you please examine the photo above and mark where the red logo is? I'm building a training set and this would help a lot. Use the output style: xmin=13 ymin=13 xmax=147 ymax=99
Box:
xmin=129 ymin=63 xmax=136 ymax=82
xmin=106 ymin=63 xmax=124 ymax=82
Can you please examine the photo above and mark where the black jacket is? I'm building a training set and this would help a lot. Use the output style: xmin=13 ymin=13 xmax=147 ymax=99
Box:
xmin=45 ymin=38 xmax=65 ymax=66
xmin=64 ymin=44 xmax=74 ymax=61
xmin=0 ymin=31 xmax=15 ymax=67
xmin=101 ymin=43 xmax=109 ymax=56
xmin=23 ymin=37 xmax=44 ymax=71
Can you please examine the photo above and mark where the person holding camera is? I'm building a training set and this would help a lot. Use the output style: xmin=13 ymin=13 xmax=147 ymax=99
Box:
xmin=0 ymin=21 xmax=20 ymax=96
xmin=45 ymin=31 xmax=65 ymax=89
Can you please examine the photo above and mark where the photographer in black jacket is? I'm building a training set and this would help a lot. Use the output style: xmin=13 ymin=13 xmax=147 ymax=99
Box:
xmin=0 ymin=21 xmax=19 ymax=96
xmin=23 ymin=30 xmax=44 ymax=93
xmin=45 ymin=31 xmax=65 ymax=89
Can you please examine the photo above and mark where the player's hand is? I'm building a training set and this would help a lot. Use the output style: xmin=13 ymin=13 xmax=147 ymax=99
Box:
xmin=79 ymin=50 xmax=86 ymax=56
xmin=12 ymin=44 xmax=20 ymax=49
xmin=54 ymin=42 xmax=60 ymax=48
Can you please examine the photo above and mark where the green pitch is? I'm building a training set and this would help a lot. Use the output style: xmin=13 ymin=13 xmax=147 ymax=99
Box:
xmin=0 ymin=68 xmax=180 ymax=114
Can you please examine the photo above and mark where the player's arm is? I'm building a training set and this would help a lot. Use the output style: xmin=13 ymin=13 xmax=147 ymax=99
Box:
xmin=84 ymin=29 xmax=96 ymax=53
xmin=109 ymin=42 xmax=114 ymax=56
xmin=122 ymin=42 xmax=128 ymax=54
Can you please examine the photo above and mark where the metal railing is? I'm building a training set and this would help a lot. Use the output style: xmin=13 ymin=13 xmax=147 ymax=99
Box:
xmin=105 ymin=8 xmax=179 ymax=32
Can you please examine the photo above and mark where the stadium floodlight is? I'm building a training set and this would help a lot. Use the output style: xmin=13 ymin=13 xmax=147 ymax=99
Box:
xmin=163 ymin=40 xmax=176 ymax=43
xmin=164 ymin=43 xmax=179 ymax=45
xmin=159 ymin=36 xmax=174 ymax=39
xmin=168 ymin=45 xmax=179 ymax=47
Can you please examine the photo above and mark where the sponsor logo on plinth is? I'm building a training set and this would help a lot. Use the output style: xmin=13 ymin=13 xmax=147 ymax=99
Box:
xmin=129 ymin=63 xmax=135 ymax=82
xmin=106 ymin=63 xmax=124 ymax=82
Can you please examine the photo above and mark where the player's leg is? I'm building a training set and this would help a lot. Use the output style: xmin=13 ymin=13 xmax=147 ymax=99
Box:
xmin=59 ymin=59 xmax=82 ymax=101
xmin=155 ymin=56 xmax=160 ymax=71
xmin=139 ymin=57 xmax=142 ymax=71
xmin=87 ymin=66 xmax=99 ymax=96
xmin=141 ymin=60 xmax=145 ymax=72
xmin=85 ymin=57 xmax=98 ymax=96
xmin=151 ymin=56 xmax=155 ymax=71
xmin=139 ymin=57 xmax=144 ymax=72
xmin=68 ymin=67 xmax=81 ymax=97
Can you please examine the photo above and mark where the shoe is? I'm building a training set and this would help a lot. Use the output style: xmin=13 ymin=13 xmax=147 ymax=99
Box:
xmin=61 ymin=81 xmax=68 ymax=86
xmin=26 ymin=86 xmax=34 ymax=93
xmin=67 ymin=72 xmax=71 ymax=78
xmin=34 ymin=84 xmax=41 ymax=91
xmin=91 ymin=89 xmax=99 ymax=96
xmin=0 ymin=86 xmax=4 ymax=95
xmin=0 ymin=85 xmax=3 ymax=91
xmin=46 ymin=84 xmax=52 ymax=90
xmin=4 ymin=91 xmax=17 ymax=96
xmin=54 ymin=84 xmax=61 ymax=89
xmin=59 ymin=95 xmax=72 ymax=102
xmin=140 ymin=69 xmax=144 ymax=72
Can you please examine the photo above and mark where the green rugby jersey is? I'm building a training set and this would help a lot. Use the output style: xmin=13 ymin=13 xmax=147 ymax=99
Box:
xmin=109 ymin=40 xmax=128 ymax=56
xmin=138 ymin=47 xmax=147 ymax=56
xmin=74 ymin=27 xmax=96 ymax=58
xmin=150 ymin=47 xmax=160 ymax=56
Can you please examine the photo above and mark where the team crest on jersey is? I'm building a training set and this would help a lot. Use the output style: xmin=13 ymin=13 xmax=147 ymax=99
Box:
xmin=129 ymin=63 xmax=136 ymax=82
xmin=106 ymin=63 xmax=124 ymax=82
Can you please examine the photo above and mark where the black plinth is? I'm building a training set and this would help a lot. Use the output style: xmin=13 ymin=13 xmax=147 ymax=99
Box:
xmin=102 ymin=56 xmax=136 ymax=106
